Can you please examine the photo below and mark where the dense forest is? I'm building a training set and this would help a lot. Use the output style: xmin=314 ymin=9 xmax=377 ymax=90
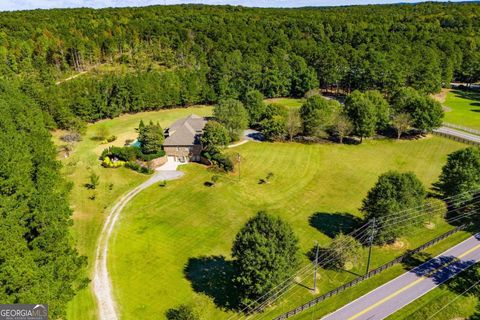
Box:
xmin=0 ymin=81 xmax=87 ymax=317
xmin=0 ymin=2 xmax=479 ymax=129
xmin=0 ymin=3 xmax=479 ymax=316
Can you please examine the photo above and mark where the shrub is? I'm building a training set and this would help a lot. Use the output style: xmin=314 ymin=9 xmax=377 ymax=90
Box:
xmin=211 ymin=152 xmax=234 ymax=172
xmin=101 ymin=156 xmax=126 ymax=168
xmin=202 ymin=150 xmax=234 ymax=172
xmin=60 ymin=131 xmax=81 ymax=143
xmin=425 ymin=198 xmax=448 ymax=218
xmin=166 ymin=305 xmax=199 ymax=320
xmin=125 ymin=161 xmax=154 ymax=174
xmin=100 ymin=146 xmax=141 ymax=161
xmin=137 ymin=150 xmax=166 ymax=161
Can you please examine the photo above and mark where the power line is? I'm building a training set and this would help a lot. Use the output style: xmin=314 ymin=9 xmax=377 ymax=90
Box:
xmin=427 ymin=265 xmax=480 ymax=320
xmin=237 ymin=197 xmax=480 ymax=319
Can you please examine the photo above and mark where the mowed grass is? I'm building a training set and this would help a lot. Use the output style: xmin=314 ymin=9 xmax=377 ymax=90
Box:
xmin=52 ymin=106 xmax=213 ymax=320
xmin=264 ymin=97 xmax=305 ymax=108
xmin=444 ymin=89 xmax=480 ymax=130
xmin=109 ymin=136 xmax=467 ymax=319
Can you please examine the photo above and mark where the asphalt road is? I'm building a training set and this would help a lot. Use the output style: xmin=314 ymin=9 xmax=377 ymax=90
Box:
xmin=435 ymin=126 xmax=480 ymax=144
xmin=322 ymin=233 xmax=480 ymax=320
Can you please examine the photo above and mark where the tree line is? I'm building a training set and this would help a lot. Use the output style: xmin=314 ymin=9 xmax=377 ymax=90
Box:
xmin=0 ymin=81 xmax=86 ymax=317
xmin=0 ymin=3 xmax=478 ymax=129
xmin=200 ymin=86 xmax=443 ymax=147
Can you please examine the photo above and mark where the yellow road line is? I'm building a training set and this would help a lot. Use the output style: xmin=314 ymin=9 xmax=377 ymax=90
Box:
xmin=347 ymin=243 xmax=480 ymax=320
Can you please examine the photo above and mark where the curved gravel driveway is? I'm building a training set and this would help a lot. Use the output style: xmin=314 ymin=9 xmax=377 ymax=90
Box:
xmin=93 ymin=163 xmax=183 ymax=320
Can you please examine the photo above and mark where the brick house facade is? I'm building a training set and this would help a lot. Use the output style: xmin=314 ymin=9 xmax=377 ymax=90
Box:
xmin=163 ymin=115 xmax=207 ymax=162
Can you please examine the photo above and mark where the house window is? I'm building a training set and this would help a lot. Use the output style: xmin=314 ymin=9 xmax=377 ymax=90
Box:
xmin=176 ymin=147 xmax=179 ymax=151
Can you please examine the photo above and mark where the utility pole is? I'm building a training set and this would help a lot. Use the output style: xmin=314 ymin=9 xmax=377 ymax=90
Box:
xmin=313 ymin=241 xmax=320 ymax=292
xmin=365 ymin=217 xmax=376 ymax=275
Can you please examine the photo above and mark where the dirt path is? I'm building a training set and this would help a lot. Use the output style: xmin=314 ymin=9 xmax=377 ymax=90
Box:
xmin=55 ymin=70 xmax=88 ymax=85
xmin=92 ymin=170 xmax=183 ymax=320
xmin=432 ymin=88 xmax=452 ymax=112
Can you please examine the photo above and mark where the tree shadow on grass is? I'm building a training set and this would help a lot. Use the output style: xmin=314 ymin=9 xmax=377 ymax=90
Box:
xmin=309 ymin=212 xmax=363 ymax=238
xmin=184 ymin=256 xmax=240 ymax=310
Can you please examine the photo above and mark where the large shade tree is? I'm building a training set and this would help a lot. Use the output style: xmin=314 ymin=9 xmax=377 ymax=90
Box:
xmin=437 ymin=148 xmax=480 ymax=207
xmin=344 ymin=90 xmax=378 ymax=142
xmin=391 ymin=87 xmax=443 ymax=132
xmin=201 ymin=120 xmax=230 ymax=153
xmin=361 ymin=171 xmax=426 ymax=244
xmin=242 ymin=89 xmax=266 ymax=126
xmin=300 ymin=95 xmax=341 ymax=137
xmin=214 ymin=99 xmax=249 ymax=141
xmin=232 ymin=212 xmax=299 ymax=306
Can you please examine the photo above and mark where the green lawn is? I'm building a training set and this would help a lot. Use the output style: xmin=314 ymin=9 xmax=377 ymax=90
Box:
xmin=55 ymin=106 xmax=213 ymax=320
xmin=108 ymin=136 xmax=468 ymax=319
xmin=264 ymin=97 xmax=305 ymax=108
xmin=444 ymin=89 xmax=480 ymax=130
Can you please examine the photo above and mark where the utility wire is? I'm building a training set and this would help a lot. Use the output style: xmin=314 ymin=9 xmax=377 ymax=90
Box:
xmin=427 ymin=265 xmax=480 ymax=320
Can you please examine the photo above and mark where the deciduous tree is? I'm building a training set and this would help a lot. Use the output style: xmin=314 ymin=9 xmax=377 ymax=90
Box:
xmin=232 ymin=212 xmax=299 ymax=306
xmin=201 ymin=121 xmax=230 ymax=153
xmin=361 ymin=171 xmax=426 ymax=244
xmin=214 ymin=99 xmax=249 ymax=141
xmin=437 ymin=148 xmax=480 ymax=207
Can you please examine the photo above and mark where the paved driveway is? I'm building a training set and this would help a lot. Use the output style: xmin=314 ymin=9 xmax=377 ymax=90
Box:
xmin=435 ymin=126 xmax=480 ymax=144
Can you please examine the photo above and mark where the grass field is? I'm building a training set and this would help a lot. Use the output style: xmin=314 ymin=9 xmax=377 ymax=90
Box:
xmin=54 ymin=106 xmax=213 ymax=320
xmin=108 ymin=136 xmax=469 ymax=319
xmin=443 ymin=89 xmax=480 ymax=130
xmin=264 ymin=97 xmax=305 ymax=108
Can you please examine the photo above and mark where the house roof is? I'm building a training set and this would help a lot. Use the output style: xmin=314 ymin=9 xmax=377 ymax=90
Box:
xmin=163 ymin=114 xmax=207 ymax=146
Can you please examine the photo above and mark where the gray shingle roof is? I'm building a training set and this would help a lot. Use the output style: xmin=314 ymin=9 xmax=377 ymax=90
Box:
xmin=163 ymin=114 xmax=207 ymax=146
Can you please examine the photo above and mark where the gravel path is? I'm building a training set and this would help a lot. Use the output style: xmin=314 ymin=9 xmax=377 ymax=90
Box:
xmin=93 ymin=168 xmax=183 ymax=320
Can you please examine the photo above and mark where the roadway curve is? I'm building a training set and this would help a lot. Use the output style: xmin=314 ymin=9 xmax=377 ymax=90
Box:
xmin=92 ymin=169 xmax=183 ymax=320
xmin=322 ymin=233 xmax=480 ymax=320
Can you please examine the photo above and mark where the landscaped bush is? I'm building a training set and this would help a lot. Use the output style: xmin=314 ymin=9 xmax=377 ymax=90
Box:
xmin=125 ymin=161 xmax=154 ymax=175
xmin=101 ymin=145 xmax=165 ymax=162
xmin=101 ymin=135 xmax=118 ymax=144
xmin=138 ymin=150 xmax=166 ymax=161
xmin=101 ymin=156 xmax=125 ymax=168
xmin=203 ymin=151 xmax=234 ymax=172
xmin=100 ymin=146 xmax=141 ymax=162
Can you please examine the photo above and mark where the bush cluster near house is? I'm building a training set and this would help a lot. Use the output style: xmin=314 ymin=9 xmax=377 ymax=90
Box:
xmin=100 ymin=120 xmax=165 ymax=173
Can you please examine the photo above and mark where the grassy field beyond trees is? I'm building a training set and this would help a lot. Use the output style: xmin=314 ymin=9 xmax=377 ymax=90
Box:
xmin=444 ymin=89 xmax=480 ymax=130
xmin=107 ymin=134 xmax=466 ymax=319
